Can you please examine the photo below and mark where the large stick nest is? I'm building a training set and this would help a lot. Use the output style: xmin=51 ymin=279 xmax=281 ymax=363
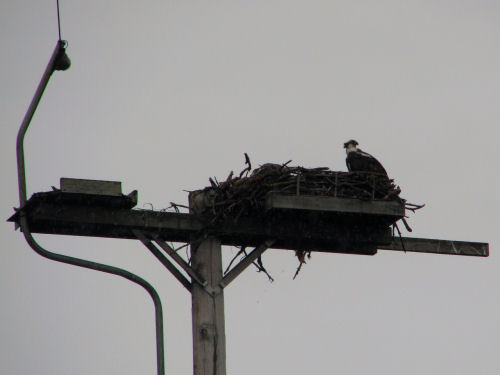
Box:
xmin=188 ymin=154 xmax=421 ymax=280
xmin=190 ymin=155 xmax=403 ymax=223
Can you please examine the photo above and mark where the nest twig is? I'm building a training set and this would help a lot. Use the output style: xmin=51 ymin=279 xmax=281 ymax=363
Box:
xmin=224 ymin=246 xmax=274 ymax=283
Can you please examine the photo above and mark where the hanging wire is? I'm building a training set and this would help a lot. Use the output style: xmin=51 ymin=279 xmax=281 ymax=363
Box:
xmin=56 ymin=0 xmax=62 ymax=40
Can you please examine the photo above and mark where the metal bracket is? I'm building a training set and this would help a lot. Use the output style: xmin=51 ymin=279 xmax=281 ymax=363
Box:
xmin=204 ymin=285 xmax=223 ymax=297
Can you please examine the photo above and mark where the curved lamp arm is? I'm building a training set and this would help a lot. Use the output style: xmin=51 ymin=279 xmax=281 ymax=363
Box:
xmin=15 ymin=41 xmax=165 ymax=375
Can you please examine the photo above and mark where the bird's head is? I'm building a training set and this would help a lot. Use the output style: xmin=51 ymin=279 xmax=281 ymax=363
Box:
xmin=343 ymin=139 xmax=358 ymax=153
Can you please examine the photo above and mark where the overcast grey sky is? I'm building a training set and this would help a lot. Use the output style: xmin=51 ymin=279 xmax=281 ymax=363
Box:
xmin=1 ymin=1 xmax=499 ymax=374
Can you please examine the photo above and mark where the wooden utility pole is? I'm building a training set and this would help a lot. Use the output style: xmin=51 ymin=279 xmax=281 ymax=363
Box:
xmin=191 ymin=237 xmax=226 ymax=375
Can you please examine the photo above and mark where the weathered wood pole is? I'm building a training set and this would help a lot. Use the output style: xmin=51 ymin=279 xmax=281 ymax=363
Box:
xmin=191 ymin=237 xmax=226 ymax=375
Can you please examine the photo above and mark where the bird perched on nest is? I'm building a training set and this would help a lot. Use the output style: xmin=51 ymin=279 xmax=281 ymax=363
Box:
xmin=344 ymin=139 xmax=388 ymax=176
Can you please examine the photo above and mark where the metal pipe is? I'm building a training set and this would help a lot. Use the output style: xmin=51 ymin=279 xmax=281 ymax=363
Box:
xmin=17 ymin=41 xmax=68 ymax=207
xmin=15 ymin=41 xmax=165 ymax=375
xmin=20 ymin=218 xmax=165 ymax=375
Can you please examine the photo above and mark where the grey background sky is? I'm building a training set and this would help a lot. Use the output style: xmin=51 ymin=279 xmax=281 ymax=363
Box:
xmin=1 ymin=1 xmax=499 ymax=374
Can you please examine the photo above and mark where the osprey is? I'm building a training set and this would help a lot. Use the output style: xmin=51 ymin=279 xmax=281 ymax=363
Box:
xmin=344 ymin=139 xmax=388 ymax=176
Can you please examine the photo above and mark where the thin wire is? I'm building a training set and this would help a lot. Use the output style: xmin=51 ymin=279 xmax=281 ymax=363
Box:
xmin=56 ymin=0 xmax=62 ymax=40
